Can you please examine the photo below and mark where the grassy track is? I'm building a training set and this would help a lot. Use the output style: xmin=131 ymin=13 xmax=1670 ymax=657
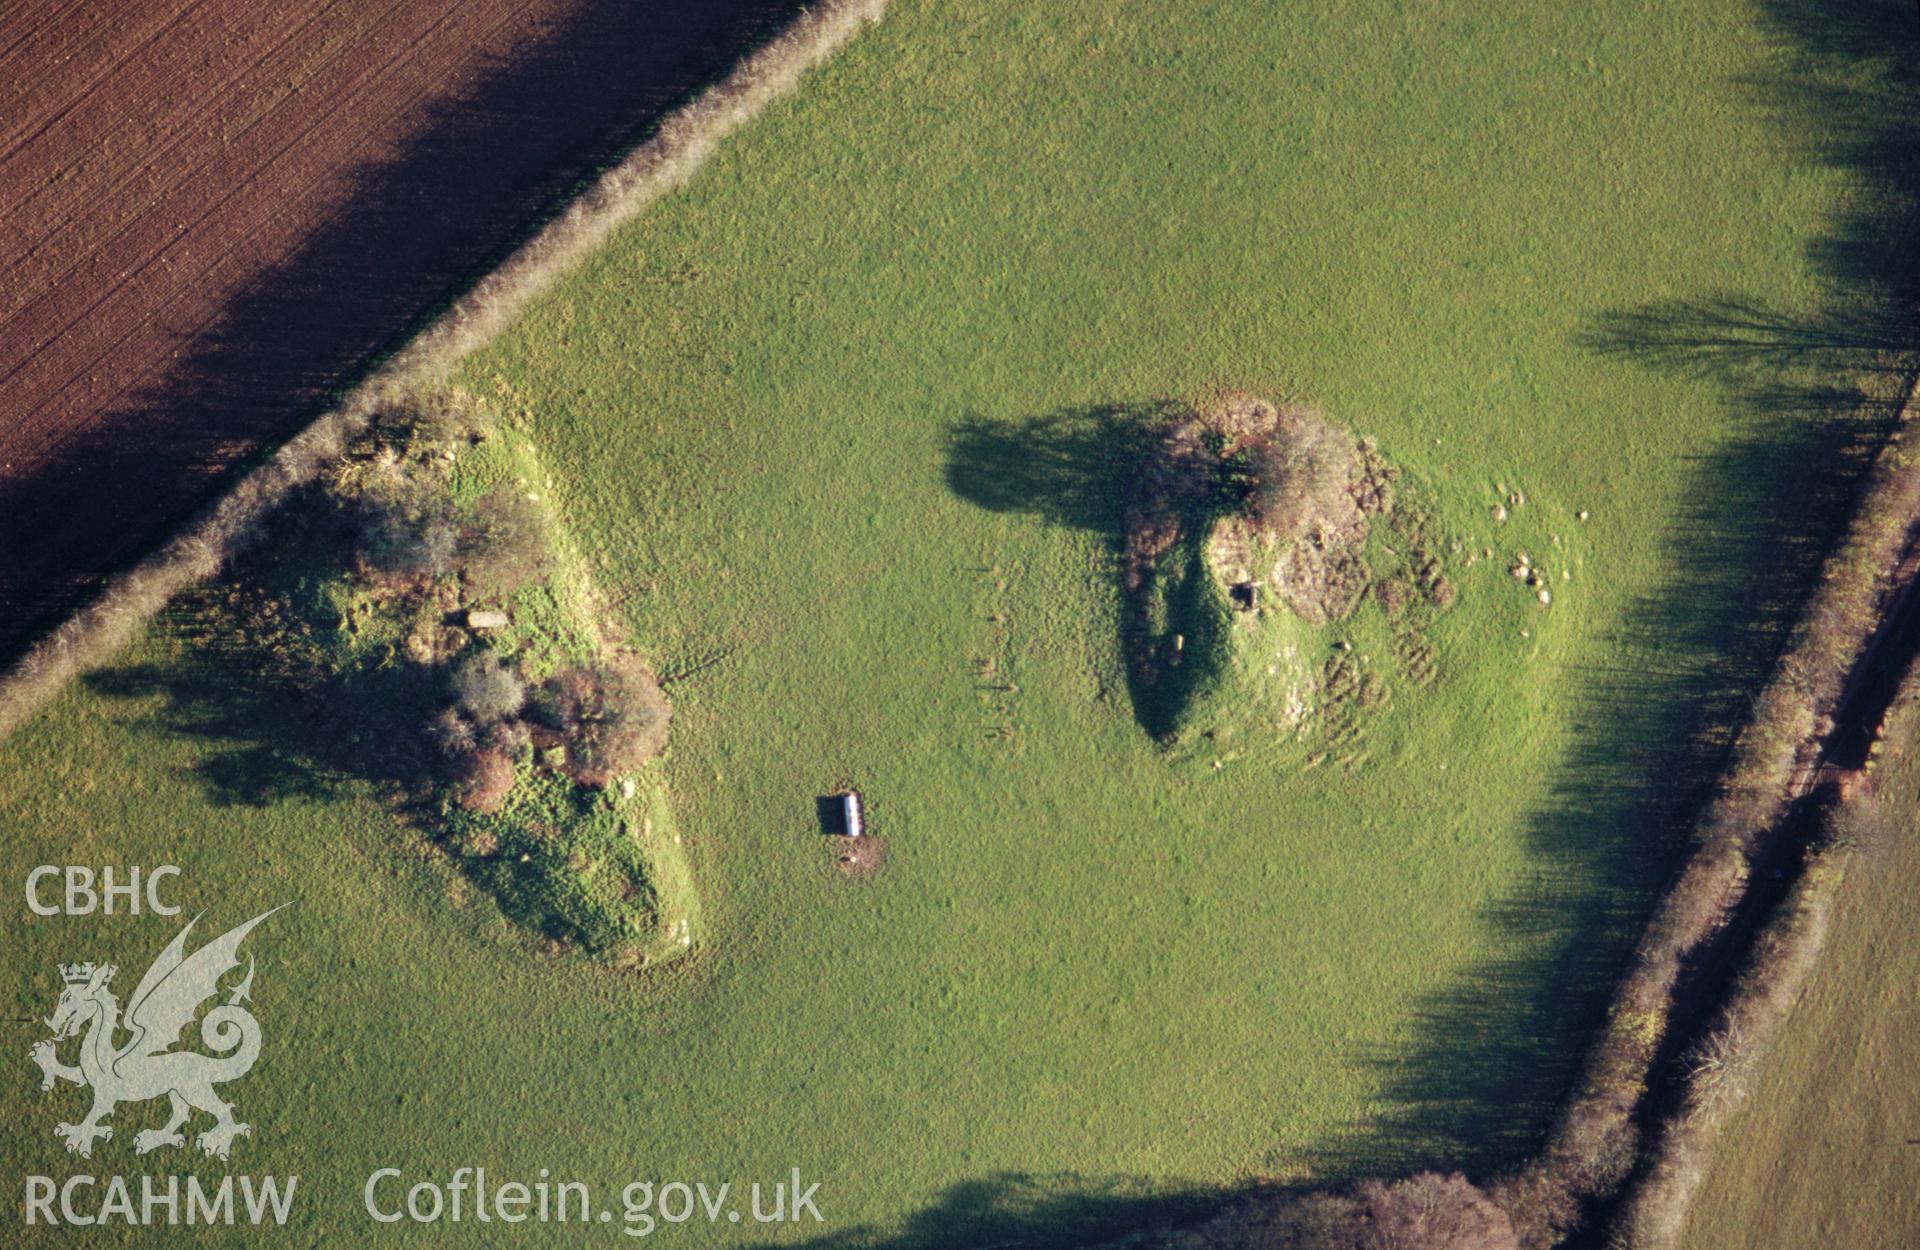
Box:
xmin=0 ymin=1 xmax=1873 ymax=1245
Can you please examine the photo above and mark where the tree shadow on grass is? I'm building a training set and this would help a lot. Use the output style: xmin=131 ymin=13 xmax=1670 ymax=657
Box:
xmin=1315 ymin=0 xmax=1920 ymax=1190
xmin=1583 ymin=0 xmax=1919 ymax=396
xmin=750 ymin=1172 xmax=1235 ymax=1250
xmin=80 ymin=488 xmax=445 ymax=812
xmin=86 ymin=649 xmax=346 ymax=810
xmin=81 ymin=593 xmax=398 ymax=811
xmin=1311 ymin=398 xmax=1887 ymax=1182
xmin=946 ymin=404 xmax=1235 ymax=740
xmin=945 ymin=405 xmax=1167 ymax=535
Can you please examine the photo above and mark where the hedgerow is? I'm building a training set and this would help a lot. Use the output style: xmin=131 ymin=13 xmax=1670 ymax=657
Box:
xmin=0 ymin=0 xmax=891 ymax=744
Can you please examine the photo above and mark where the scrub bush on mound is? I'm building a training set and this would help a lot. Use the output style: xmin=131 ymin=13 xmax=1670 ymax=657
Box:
xmin=189 ymin=394 xmax=697 ymax=965
xmin=1122 ymin=390 xmax=1458 ymax=756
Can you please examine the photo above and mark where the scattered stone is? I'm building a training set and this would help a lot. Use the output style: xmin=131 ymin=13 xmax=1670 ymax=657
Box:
xmin=464 ymin=608 xmax=509 ymax=630
xmin=1537 ymin=588 xmax=1552 ymax=605
xmin=1492 ymin=503 xmax=1509 ymax=523
xmin=1577 ymin=509 xmax=1590 ymax=521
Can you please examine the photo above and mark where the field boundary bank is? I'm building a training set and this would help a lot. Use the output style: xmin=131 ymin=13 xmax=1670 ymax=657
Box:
xmin=0 ymin=0 xmax=890 ymax=744
xmin=1490 ymin=365 xmax=1920 ymax=1248
xmin=1587 ymin=367 xmax=1920 ymax=1248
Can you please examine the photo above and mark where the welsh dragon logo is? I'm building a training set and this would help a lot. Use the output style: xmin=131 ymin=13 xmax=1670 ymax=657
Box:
xmin=29 ymin=908 xmax=279 ymax=1160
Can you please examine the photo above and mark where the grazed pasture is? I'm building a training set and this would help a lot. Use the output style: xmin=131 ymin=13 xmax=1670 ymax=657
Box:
xmin=0 ymin=1 xmax=1884 ymax=1246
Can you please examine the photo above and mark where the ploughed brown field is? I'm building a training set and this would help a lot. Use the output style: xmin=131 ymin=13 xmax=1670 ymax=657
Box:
xmin=0 ymin=0 xmax=797 ymax=661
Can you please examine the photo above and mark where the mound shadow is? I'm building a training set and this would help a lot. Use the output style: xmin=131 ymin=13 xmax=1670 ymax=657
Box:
xmin=945 ymin=405 xmax=1167 ymax=534
xmin=0 ymin=0 xmax=806 ymax=667
xmin=946 ymin=403 xmax=1231 ymax=739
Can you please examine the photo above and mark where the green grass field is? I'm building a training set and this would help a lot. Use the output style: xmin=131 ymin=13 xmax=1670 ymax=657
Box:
xmin=0 ymin=1 xmax=1879 ymax=1245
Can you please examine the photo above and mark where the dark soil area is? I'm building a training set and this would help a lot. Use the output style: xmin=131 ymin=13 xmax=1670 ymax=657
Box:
xmin=0 ymin=0 xmax=802 ymax=665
